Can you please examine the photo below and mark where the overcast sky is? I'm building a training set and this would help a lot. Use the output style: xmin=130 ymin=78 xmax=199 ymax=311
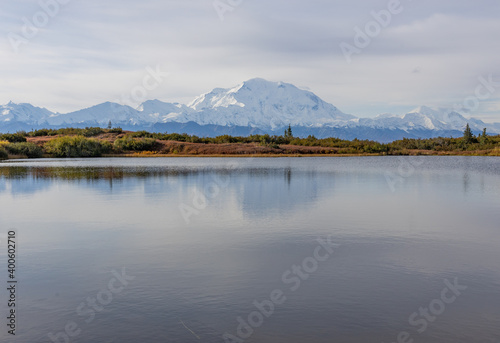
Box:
xmin=1 ymin=0 xmax=500 ymax=121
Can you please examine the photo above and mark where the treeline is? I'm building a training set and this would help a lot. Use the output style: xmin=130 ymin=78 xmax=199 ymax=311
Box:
xmin=120 ymin=129 xmax=498 ymax=154
xmin=101 ymin=130 xmax=390 ymax=153
xmin=0 ymin=125 xmax=499 ymax=159
xmin=22 ymin=127 xmax=123 ymax=137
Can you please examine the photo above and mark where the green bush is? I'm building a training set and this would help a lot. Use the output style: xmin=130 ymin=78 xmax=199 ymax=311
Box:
xmin=0 ymin=147 xmax=7 ymax=159
xmin=82 ymin=127 xmax=104 ymax=137
xmin=5 ymin=142 xmax=43 ymax=158
xmin=155 ymin=132 xmax=190 ymax=142
xmin=0 ymin=133 xmax=27 ymax=143
xmin=129 ymin=130 xmax=153 ymax=138
xmin=45 ymin=136 xmax=112 ymax=157
xmin=114 ymin=136 xmax=157 ymax=151
xmin=55 ymin=128 xmax=85 ymax=136
xmin=108 ymin=127 xmax=123 ymax=134
xmin=213 ymin=135 xmax=239 ymax=144
xmin=30 ymin=128 xmax=53 ymax=137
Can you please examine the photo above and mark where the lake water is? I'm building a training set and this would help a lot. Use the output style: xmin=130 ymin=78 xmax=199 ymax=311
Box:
xmin=0 ymin=156 xmax=499 ymax=343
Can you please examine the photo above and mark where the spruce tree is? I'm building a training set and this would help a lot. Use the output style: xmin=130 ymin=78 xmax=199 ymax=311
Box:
xmin=480 ymin=128 xmax=488 ymax=145
xmin=463 ymin=123 xmax=473 ymax=144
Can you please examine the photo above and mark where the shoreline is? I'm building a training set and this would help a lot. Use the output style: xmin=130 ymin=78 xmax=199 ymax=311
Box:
xmin=109 ymin=152 xmax=499 ymax=157
xmin=2 ymin=151 xmax=500 ymax=161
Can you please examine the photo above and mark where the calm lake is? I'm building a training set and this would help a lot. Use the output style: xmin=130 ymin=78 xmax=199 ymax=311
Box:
xmin=0 ymin=156 xmax=499 ymax=343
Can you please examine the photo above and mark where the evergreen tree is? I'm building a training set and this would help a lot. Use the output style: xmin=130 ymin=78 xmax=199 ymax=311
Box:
xmin=107 ymin=120 xmax=112 ymax=129
xmin=479 ymin=128 xmax=488 ymax=145
xmin=287 ymin=124 xmax=293 ymax=138
xmin=463 ymin=123 xmax=473 ymax=144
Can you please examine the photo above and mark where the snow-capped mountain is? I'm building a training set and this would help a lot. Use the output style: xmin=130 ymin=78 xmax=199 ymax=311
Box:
xmin=184 ymin=78 xmax=355 ymax=128
xmin=0 ymin=102 xmax=53 ymax=128
xmin=1 ymin=78 xmax=499 ymax=142
xmin=46 ymin=102 xmax=144 ymax=127
xmin=355 ymin=106 xmax=492 ymax=132
xmin=138 ymin=100 xmax=194 ymax=123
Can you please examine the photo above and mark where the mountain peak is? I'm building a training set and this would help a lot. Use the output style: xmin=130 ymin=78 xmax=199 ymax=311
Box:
xmin=409 ymin=106 xmax=440 ymax=115
xmin=186 ymin=78 xmax=354 ymax=128
xmin=242 ymin=77 xmax=270 ymax=85
xmin=239 ymin=78 xmax=297 ymax=91
xmin=398 ymin=105 xmax=473 ymax=131
xmin=5 ymin=102 xmax=33 ymax=109
xmin=409 ymin=106 xmax=464 ymax=117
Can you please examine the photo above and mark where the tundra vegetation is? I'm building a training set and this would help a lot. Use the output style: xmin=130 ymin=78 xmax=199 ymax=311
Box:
xmin=0 ymin=125 xmax=499 ymax=159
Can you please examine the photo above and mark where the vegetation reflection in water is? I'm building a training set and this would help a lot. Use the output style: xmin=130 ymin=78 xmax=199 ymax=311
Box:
xmin=0 ymin=165 xmax=302 ymax=181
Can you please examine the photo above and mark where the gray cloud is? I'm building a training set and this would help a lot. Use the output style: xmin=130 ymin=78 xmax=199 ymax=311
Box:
xmin=1 ymin=0 xmax=499 ymax=121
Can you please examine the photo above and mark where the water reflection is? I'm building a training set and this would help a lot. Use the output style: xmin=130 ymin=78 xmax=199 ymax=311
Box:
xmin=0 ymin=166 xmax=328 ymax=214
xmin=0 ymin=157 xmax=500 ymax=343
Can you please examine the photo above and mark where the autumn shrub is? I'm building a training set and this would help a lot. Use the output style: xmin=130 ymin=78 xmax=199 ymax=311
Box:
xmin=0 ymin=147 xmax=7 ymax=159
xmin=0 ymin=133 xmax=27 ymax=143
xmin=128 ymin=130 xmax=153 ymax=138
xmin=45 ymin=136 xmax=112 ymax=157
xmin=82 ymin=127 xmax=104 ymax=137
xmin=113 ymin=136 xmax=157 ymax=151
xmin=108 ymin=127 xmax=123 ymax=134
xmin=29 ymin=128 xmax=58 ymax=137
xmin=5 ymin=142 xmax=43 ymax=158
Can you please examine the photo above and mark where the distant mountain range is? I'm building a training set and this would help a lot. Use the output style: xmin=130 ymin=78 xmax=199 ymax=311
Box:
xmin=2 ymin=78 xmax=499 ymax=142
